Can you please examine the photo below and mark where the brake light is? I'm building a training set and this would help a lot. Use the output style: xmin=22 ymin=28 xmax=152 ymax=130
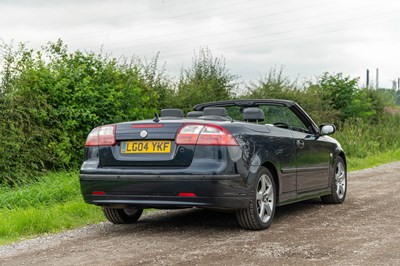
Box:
xmin=85 ymin=125 xmax=116 ymax=146
xmin=92 ymin=191 xmax=106 ymax=195
xmin=178 ymin=192 xmax=197 ymax=197
xmin=132 ymin=123 xmax=164 ymax=128
xmin=176 ymin=124 xmax=238 ymax=146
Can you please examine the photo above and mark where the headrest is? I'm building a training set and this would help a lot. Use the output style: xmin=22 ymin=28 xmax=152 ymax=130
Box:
xmin=203 ymin=107 xmax=228 ymax=117
xmin=160 ymin=109 xmax=184 ymax=117
xmin=243 ymin=107 xmax=265 ymax=122
xmin=187 ymin=111 xmax=203 ymax=117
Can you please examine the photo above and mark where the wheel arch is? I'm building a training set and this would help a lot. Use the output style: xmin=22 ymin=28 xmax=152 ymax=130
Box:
xmin=328 ymin=150 xmax=347 ymax=185
xmin=338 ymin=151 xmax=347 ymax=170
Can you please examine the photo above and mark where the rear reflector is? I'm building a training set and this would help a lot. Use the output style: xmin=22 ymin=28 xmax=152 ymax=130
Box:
xmin=92 ymin=191 xmax=106 ymax=195
xmin=178 ymin=192 xmax=197 ymax=197
xmin=85 ymin=125 xmax=116 ymax=146
xmin=132 ymin=123 xmax=164 ymax=128
xmin=176 ymin=124 xmax=238 ymax=146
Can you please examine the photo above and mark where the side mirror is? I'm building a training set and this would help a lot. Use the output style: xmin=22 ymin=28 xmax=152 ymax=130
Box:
xmin=319 ymin=124 xmax=336 ymax=135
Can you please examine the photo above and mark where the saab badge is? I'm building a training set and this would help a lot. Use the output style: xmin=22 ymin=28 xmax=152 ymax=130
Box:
xmin=140 ymin=130 xmax=148 ymax=139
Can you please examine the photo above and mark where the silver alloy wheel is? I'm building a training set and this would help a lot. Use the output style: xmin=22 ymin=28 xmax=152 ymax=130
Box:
xmin=256 ymin=174 xmax=274 ymax=223
xmin=335 ymin=161 xmax=346 ymax=199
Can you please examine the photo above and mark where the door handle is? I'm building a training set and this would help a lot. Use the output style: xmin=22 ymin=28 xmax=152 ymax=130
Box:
xmin=296 ymin=140 xmax=305 ymax=149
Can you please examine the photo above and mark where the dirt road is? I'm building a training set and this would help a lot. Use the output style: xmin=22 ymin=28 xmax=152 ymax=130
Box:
xmin=1 ymin=162 xmax=399 ymax=265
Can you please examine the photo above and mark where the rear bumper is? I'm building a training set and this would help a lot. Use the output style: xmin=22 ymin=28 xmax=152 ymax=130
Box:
xmin=79 ymin=173 xmax=249 ymax=210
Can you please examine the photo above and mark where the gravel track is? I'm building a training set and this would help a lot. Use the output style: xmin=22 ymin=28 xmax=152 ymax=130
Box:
xmin=1 ymin=162 xmax=400 ymax=265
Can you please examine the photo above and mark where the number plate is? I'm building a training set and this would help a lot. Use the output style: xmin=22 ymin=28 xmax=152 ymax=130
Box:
xmin=121 ymin=141 xmax=171 ymax=154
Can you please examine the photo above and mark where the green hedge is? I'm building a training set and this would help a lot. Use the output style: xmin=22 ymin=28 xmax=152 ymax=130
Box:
xmin=0 ymin=41 xmax=162 ymax=184
xmin=1 ymin=41 xmax=398 ymax=184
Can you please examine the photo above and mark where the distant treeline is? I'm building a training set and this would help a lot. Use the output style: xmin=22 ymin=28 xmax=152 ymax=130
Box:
xmin=1 ymin=40 xmax=399 ymax=183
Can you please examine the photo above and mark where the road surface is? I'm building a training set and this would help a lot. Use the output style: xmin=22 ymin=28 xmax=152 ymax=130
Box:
xmin=1 ymin=162 xmax=399 ymax=265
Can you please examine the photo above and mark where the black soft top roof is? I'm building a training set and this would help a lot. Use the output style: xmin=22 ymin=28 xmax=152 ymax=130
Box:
xmin=193 ymin=99 xmax=297 ymax=111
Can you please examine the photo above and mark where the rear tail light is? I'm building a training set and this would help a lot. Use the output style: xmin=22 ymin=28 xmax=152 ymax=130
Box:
xmin=176 ymin=124 xmax=238 ymax=146
xmin=175 ymin=124 xmax=204 ymax=145
xmin=85 ymin=127 xmax=100 ymax=146
xmin=85 ymin=125 xmax=116 ymax=146
xmin=178 ymin=192 xmax=197 ymax=197
xmin=92 ymin=191 xmax=106 ymax=195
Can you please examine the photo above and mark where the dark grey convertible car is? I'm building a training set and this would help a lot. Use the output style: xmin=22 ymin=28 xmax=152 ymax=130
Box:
xmin=80 ymin=99 xmax=347 ymax=230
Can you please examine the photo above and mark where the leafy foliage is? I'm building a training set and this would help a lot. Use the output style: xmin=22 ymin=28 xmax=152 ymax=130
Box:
xmin=0 ymin=40 xmax=163 ymax=183
xmin=0 ymin=44 xmax=55 ymax=183
xmin=173 ymin=48 xmax=238 ymax=113
xmin=248 ymin=70 xmax=388 ymax=125
xmin=248 ymin=68 xmax=340 ymax=124
xmin=0 ymin=41 xmax=399 ymax=184
xmin=315 ymin=72 xmax=384 ymax=122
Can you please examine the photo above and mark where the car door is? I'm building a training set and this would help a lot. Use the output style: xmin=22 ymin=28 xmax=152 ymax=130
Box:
xmin=290 ymin=130 xmax=331 ymax=192
xmin=263 ymin=105 xmax=331 ymax=193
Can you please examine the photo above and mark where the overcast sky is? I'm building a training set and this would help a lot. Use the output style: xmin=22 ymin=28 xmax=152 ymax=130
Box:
xmin=1 ymin=0 xmax=399 ymax=88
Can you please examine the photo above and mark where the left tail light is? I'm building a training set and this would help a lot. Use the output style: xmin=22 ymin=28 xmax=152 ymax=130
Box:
xmin=85 ymin=125 xmax=116 ymax=146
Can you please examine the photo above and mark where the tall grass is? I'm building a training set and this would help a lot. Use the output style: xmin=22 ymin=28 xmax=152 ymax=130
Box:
xmin=335 ymin=114 xmax=400 ymax=159
xmin=0 ymin=199 xmax=103 ymax=243
xmin=0 ymin=172 xmax=79 ymax=209
xmin=0 ymin=172 xmax=104 ymax=245
xmin=347 ymin=149 xmax=400 ymax=171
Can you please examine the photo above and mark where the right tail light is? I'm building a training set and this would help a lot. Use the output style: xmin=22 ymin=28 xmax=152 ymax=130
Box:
xmin=176 ymin=124 xmax=238 ymax=146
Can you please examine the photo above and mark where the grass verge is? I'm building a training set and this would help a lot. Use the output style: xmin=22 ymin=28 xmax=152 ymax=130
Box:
xmin=1 ymin=150 xmax=400 ymax=245
xmin=347 ymin=148 xmax=400 ymax=171
xmin=0 ymin=199 xmax=104 ymax=245
xmin=0 ymin=172 xmax=104 ymax=245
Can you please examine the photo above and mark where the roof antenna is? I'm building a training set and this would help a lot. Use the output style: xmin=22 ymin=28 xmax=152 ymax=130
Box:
xmin=153 ymin=112 xmax=160 ymax=123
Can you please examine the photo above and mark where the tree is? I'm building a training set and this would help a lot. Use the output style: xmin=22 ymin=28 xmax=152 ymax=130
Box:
xmin=175 ymin=48 xmax=238 ymax=113
xmin=316 ymin=72 xmax=382 ymax=122
xmin=248 ymin=67 xmax=295 ymax=99
xmin=248 ymin=68 xmax=340 ymax=124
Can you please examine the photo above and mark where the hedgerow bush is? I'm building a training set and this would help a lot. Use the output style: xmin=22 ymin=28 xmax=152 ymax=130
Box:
xmin=172 ymin=48 xmax=238 ymax=113
xmin=247 ymin=69 xmax=387 ymax=125
xmin=0 ymin=40 xmax=397 ymax=184
xmin=0 ymin=40 xmax=166 ymax=184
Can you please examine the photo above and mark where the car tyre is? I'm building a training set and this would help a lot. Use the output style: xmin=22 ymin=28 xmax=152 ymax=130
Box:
xmin=103 ymin=207 xmax=143 ymax=224
xmin=236 ymin=167 xmax=276 ymax=230
xmin=321 ymin=156 xmax=347 ymax=204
